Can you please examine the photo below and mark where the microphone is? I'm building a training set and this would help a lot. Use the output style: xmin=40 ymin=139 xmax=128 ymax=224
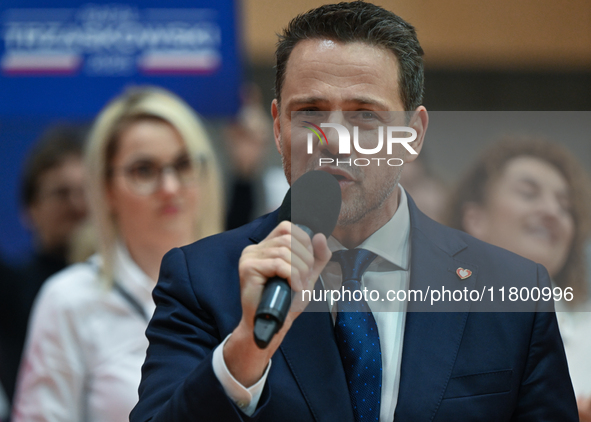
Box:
xmin=254 ymin=170 xmax=341 ymax=348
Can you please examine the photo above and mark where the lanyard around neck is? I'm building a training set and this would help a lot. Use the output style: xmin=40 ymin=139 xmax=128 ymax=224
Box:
xmin=86 ymin=260 xmax=149 ymax=323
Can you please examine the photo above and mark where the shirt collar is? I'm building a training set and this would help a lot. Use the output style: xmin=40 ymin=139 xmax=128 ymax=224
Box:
xmin=326 ymin=185 xmax=411 ymax=270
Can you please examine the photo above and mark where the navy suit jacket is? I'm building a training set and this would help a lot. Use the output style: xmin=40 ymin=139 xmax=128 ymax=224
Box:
xmin=131 ymin=197 xmax=577 ymax=422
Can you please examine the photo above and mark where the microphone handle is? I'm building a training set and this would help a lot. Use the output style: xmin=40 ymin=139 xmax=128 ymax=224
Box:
xmin=253 ymin=225 xmax=314 ymax=349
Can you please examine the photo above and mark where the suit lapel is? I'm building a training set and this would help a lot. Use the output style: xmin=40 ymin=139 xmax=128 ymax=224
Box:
xmin=280 ymin=283 xmax=355 ymax=422
xmin=264 ymin=198 xmax=480 ymax=421
xmin=394 ymin=197 xmax=478 ymax=421
xmin=249 ymin=210 xmax=281 ymax=244
xmin=247 ymin=211 xmax=353 ymax=421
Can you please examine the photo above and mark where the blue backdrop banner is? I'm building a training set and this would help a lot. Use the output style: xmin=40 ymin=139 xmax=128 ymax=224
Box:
xmin=0 ymin=0 xmax=242 ymax=260
xmin=0 ymin=0 xmax=242 ymax=117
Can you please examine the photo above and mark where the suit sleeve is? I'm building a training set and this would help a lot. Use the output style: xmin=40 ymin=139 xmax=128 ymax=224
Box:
xmin=510 ymin=264 xmax=578 ymax=421
xmin=130 ymin=247 xmax=271 ymax=422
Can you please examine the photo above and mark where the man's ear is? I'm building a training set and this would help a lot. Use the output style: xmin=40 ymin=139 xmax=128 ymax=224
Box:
xmin=404 ymin=106 xmax=428 ymax=164
xmin=462 ymin=202 xmax=489 ymax=240
xmin=271 ymin=99 xmax=282 ymax=155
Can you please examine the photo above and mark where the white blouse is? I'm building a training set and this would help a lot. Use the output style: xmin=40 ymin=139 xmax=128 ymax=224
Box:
xmin=12 ymin=243 xmax=156 ymax=422
xmin=556 ymin=304 xmax=591 ymax=397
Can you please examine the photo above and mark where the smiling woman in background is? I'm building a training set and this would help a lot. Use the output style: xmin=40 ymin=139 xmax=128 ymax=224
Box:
xmin=12 ymin=87 xmax=223 ymax=422
xmin=446 ymin=137 xmax=591 ymax=420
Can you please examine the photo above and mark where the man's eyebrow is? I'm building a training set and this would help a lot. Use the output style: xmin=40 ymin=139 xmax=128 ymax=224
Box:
xmin=287 ymin=96 xmax=393 ymax=110
xmin=287 ymin=96 xmax=326 ymax=107
xmin=348 ymin=96 xmax=392 ymax=110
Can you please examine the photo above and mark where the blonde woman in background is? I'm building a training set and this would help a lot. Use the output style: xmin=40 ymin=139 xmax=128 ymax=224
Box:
xmin=446 ymin=137 xmax=591 ymax=421
xmin=13 ymin=87 xmax=223 ymax=422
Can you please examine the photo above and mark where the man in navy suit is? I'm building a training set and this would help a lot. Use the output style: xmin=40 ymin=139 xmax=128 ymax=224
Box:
xmin=131 ymin=2 xmax=577 ymax=421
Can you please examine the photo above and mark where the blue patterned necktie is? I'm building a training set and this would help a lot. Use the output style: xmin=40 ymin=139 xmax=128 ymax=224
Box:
xmin=332 ymin=249 xmax=381 ymax=422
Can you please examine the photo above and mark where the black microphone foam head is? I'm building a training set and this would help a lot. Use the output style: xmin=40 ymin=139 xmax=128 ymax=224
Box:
xmin=277 ymin=170 xmax=342 ymax=237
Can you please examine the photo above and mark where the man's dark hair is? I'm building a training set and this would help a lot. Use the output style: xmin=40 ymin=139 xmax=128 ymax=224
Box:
xmin=275 ymin=1 xmax=424 ymax=111
xmin=21 ymin=125 xmax=87 ymax=207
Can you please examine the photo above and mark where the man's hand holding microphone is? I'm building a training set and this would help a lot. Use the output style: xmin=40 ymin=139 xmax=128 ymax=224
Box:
xmin=223 ymin=171 xmax=341 ymax=388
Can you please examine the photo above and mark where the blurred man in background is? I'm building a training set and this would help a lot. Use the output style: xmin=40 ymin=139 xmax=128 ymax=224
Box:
xmin=21 ymin=125 xmax=88 ymax=274
xmin=224 ymin=84 xmax=274 ymax=230
xmin=398 ymin=152 xmax=448 ymax=224
xmin=0 ymin=125 xmax=88 ymax=407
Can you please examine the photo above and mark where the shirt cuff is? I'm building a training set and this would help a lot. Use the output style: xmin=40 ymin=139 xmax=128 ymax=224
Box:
xmin=212 ymin=334 xmax=271 ymax=416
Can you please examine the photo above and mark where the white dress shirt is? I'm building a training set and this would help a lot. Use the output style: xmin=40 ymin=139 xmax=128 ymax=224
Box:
xmin=213 ymin=186 xmax=412 ymax=422
xmin=555 ymin=300 xmax=591 ymax=397
xmin=13 ymin=243 xmax=156 ymax=422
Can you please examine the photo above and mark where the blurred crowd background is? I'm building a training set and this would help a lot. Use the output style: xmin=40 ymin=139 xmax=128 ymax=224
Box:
xmin=1 ymin=0 xmax=590 ymax=421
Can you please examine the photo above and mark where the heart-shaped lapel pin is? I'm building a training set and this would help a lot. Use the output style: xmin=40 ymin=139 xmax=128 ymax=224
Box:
xmin=456 ymin=267 xmax=472 ymax=280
